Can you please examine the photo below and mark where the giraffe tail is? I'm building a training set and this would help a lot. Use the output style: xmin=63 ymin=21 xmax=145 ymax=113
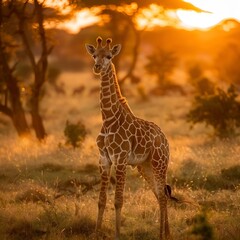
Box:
xmin=165 ymin=184 xmax=200 ymax=207
xmin=164 ymin=184 xmax=180 ymax=203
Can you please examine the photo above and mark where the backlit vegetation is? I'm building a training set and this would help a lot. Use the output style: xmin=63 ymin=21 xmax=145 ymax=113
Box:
xmin=0 ymin=92 xmax=240 ymax=239
xmin=0 ymin=1 xmax=240 ymax=240
xmin=187 ymin=85 xmax=240 ymax=138
xmin=64 ymin=120 xmax=88 ymax=148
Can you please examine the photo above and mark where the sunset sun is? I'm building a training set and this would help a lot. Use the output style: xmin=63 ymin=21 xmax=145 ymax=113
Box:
xmin=177 ymin=0 xmax=240 ymax=30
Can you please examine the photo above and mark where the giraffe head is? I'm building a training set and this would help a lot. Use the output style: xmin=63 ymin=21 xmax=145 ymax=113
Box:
xmin=85 ymin=37 xmax=121 ymax=75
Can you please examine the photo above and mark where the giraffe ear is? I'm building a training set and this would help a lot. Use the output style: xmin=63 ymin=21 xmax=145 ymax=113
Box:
xmin=111 ymin=44 xmax=121 ymax=56
xmin=85 ymin=44 xmax=96 ymax=55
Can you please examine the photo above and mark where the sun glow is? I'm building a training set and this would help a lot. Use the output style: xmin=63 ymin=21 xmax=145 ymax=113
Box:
xmin=177 ymin=0 xmax=240 ymax=30
xmin=59 ymin=9 xmax=101 ymax=34
xmin=44 ymin=0 xmax=240 ymax=32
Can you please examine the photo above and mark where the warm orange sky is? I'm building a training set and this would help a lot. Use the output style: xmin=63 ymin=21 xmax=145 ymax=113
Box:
xmin=177 ymin=0 xmax=240 ymax=30
xmin=46 ymin=0 xmax=240 ymax=33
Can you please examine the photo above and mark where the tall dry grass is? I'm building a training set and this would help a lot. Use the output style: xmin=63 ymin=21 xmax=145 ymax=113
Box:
xmin=0 ymin=72 xmax=239 ymax=239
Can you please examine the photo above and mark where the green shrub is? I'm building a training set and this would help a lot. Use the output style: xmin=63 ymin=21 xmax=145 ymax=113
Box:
xmin=221 ymin=164 xmax=240 ymax=181
xmin=171 ymin=159 xmax=205 ymax=190
xmin=190 ymin=209 xmax=215 ymax=240
xmin=187 ymin=85 xmax=240 ymax=138
xmin=64 ymin=120 xmax=88 ymax=148
xmin=170 ymin=160 xmax=239 ymax=191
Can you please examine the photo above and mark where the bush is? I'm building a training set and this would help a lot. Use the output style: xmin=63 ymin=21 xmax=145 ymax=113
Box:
xmin=190 ymin=209 xmax=215 ymax=240
xmin=64 ymin=120 xmax=88 ymax=148
xmin=221 ymin=164 xmax=240 ymax=181
xmin=187 ymin=85 xmax=240 ymax=138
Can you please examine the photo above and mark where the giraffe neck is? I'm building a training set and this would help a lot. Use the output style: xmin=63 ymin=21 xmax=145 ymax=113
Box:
xmin=100 ymin=63 xmax=134 ymax=122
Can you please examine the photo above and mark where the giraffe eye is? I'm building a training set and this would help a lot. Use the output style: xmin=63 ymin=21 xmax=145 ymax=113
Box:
xmin=93 ymin=55 xmax=96 ymax=59
xmin=106 ymin=55 xmax=112 ymax=60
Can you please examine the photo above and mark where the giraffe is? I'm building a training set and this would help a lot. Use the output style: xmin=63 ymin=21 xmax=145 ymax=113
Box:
xmin=85 ymin=37 xmax=174 ymax=240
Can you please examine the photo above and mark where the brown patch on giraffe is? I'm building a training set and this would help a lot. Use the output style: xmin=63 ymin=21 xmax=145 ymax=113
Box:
xmin=120 ymin=140 xmax=130 ymax=152
xmin=128 ymin=124 xmax=136 ymax=134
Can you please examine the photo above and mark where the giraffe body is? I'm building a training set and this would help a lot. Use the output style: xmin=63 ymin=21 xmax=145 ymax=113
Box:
xmin=86 ymin=37 xmax=171 ymax=240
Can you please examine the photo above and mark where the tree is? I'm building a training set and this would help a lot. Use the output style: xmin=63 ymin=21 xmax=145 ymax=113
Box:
xmin=187 ymin=85 xmax=240 ymax=138
xmin=72 ymin=0 xmax=203 ymax=86
xmin=0 ymin=0 xmax=30 ymax=137
xmin=0 ymin=0 xmax=58 ymax=140
xmin=145 ymin=49 xmax=178 ymax=87
xmin=145 ymin=49 xmax=185 ymax=95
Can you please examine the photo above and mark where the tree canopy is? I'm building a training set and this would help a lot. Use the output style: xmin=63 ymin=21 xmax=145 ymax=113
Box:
xmin=73 ymin=0 xmax=203 ymax=11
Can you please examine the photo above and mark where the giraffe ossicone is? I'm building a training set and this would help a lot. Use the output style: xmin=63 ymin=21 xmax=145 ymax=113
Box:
xmin=85 ymin=37 xmax=174 ymax=240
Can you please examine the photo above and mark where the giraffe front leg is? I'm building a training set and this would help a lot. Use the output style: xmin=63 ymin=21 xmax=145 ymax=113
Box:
xmin=96 ymin=156 xmax=111 ymax=233
xmin=114 ymin=163 xmax=126 ymax=240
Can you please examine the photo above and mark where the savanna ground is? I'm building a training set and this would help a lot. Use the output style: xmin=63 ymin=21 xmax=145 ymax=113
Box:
xmin=0 ymin=71 xmax=240 ymax=240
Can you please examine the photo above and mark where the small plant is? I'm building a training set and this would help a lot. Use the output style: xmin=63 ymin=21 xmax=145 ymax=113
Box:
xmin=187 ymin=84 xmax=240 ymax=138
xmin=190 ymin=209 xmax=215 ymax=240
xmin=64 ymin=120 xmax=88 ymax=148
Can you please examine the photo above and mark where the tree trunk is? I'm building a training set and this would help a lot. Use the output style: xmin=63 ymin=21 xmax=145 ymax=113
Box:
xmin=30 ymin=87 xmax=46 ymax=140
xmin=0 ymin=80 xmax=30 ymax=137
xmin=11 ymin=102 xmax=30 ymax=137
xmin=0 ymin=11 xmax=30 ymax=137
xmin=0 ymin=101 xmax=30 ymax=137
xmin=8 ymin=77 xmax=30 ymax=136
xmin=15 ymin=0 xmax=52 ymax=141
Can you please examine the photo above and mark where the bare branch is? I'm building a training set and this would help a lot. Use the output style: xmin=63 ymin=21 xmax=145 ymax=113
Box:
xmin=47 ymin=45 xmax=54 ymax=55
xmin=13 ymin=3 xmax=37 ymax=70
xmin=34 ymin=0 xmax=49 ymax=86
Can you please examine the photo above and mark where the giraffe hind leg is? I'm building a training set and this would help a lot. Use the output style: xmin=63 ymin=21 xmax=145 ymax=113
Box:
xmin=137 ymin=164 xmax=158 ymax=198
xmin=157 ymin=185 xmax=169 ymax=240
xmin=152 ymin=169 xmax=171 ymax=240
xmin=138 ymin=162 xmax=171 ymax=239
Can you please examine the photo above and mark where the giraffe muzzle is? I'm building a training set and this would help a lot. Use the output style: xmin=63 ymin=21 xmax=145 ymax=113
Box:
xmin=93 ymin=64 xmax=102 ymax=74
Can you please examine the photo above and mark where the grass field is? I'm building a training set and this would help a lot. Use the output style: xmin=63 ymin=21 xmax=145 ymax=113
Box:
xmin=0 ymin=72 xmax=239 ymax=240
